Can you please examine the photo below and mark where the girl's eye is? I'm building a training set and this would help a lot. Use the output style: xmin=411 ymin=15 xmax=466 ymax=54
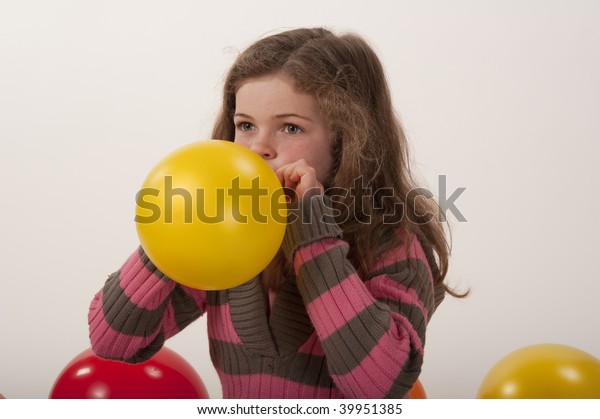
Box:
xmin=236 ymin=122 xmax=254 ymax=132
xmin=284 ymin=124 xmax=302 ymax=135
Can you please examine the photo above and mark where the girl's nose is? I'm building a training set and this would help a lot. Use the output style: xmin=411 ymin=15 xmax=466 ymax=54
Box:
xmin=250 ymin=133 xmax=276 ymax=160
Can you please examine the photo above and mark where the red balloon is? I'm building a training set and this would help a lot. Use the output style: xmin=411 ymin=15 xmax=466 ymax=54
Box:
xmin=408 ymin=379 xmax=427 ymax=398
xmin=50 ymin=347 xmax=209 ymax=399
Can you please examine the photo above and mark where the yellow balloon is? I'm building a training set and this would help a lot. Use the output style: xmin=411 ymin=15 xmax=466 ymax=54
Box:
xmin=135 ymin=140 xmax=287 ymax=290
xmin=477 ymin=344 xmax=600 ymax=398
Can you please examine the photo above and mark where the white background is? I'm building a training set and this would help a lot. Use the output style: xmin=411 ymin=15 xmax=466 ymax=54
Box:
xmin=1 ymin=0 xmax=599 ymax=399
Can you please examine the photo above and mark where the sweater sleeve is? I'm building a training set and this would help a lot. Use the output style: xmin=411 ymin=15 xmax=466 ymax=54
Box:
xmin=87 ymin=246 xmax=207 ymax=363
xmin=281 ymin=195 xmax=439 ymax=398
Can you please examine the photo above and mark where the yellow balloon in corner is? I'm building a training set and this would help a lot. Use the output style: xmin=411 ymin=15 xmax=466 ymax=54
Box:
xmin=477 ymin=343 xmax=600 ymax=398
xmin=135 ymin=140 xmax=287 ymax=290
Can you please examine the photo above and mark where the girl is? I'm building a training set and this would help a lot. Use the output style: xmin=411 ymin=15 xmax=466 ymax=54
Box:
xmin=88 ymin=27 xmax=460 ymax=398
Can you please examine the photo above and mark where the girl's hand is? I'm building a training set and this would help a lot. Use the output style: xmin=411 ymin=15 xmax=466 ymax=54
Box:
xmin=276 ymin=159 xmax=324 ymax=203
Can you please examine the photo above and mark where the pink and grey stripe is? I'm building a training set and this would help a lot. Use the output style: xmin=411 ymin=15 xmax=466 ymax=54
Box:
xmin=88 ymin=195 xmax=444 ymax=398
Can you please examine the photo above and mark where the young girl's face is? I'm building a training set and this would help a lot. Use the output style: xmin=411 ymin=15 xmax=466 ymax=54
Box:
xmin=233 ymin=73 xmax=334 ymax=185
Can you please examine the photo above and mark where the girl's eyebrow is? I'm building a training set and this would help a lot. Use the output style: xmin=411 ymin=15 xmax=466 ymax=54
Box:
xmin=234 ymin=112 xmax=314 ymax=123
xmin=274 ymin=113 xmax=314 ymax=122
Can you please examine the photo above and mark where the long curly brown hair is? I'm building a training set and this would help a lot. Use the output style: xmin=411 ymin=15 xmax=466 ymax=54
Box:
xmin=212 ymin=27 xmax=462 ymax=298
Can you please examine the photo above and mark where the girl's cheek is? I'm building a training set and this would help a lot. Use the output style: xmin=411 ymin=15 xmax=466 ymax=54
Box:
xmin=233 ymin=137 xmax=248 ymax=148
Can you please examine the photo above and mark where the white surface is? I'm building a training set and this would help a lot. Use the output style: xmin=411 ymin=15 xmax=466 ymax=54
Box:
xmin=0 ymin=0 xmax=598 ymax=399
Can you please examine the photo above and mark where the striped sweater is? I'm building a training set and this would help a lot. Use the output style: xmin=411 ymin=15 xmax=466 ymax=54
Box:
xmin=88 ymin=195 xmax=444 ymax=398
